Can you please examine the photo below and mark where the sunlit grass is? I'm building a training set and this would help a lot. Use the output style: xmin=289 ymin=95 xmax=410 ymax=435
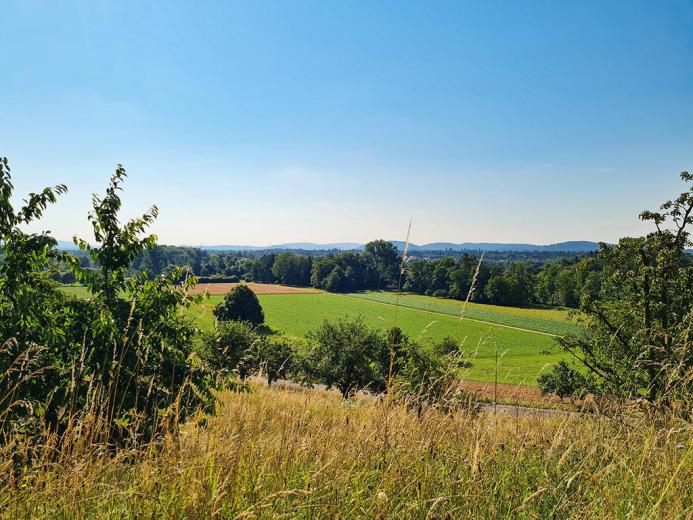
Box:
xmin=350 ymin=291 xmax=582 ymax=336
xmin=4 ymin=383 xmax=690 ymax=519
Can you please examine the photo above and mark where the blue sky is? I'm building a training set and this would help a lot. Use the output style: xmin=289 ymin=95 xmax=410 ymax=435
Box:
xmin=1 ymin=1 xmax=692 ymax=246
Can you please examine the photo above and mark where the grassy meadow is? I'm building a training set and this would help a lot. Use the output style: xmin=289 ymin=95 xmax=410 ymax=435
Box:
xmin=5 ymin=382 xmax=691 ymax=519
xmin=184 ymin=290 xmax=569 ymax=386
xmin=349 ymin=291 xmax=582 ymax=336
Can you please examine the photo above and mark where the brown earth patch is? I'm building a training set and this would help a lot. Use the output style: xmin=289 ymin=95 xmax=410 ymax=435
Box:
xmin=461 ymin=380 xmax=569 ymax=407
xmin=189 ymin=282 xmax=319 ymax=296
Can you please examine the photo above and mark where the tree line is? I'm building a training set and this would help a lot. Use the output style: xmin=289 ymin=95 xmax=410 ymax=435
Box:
xmin=52 ymin=242 xmax=606 ymax=310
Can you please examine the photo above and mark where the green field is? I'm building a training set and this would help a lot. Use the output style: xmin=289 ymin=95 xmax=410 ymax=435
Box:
xmin=189 ymin=293 xmax=566 ymax=386
xmin=347 ymin=291 xmax=582 ymax=336
xmin=59 ymin=285 xmax=91 ymax=298
xmin=60 ymin=286 xmax=570 ymax=386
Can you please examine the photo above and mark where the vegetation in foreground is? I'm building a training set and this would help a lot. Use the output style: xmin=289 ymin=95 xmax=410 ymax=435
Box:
xmin=2 ymin=383 xmax=690 ymax=519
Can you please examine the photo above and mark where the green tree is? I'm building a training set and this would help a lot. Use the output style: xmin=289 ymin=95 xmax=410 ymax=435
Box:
xmin=67 ymin=164 xmax=210 ymax=441
xmin=324 ymin=265 xmax=348 ymax=292
xmin=202 ymin=320 xmax=260 ymax=381
xmin=213 ymin=283 xmax=264 ymax=325
xmin=272 ymin=252 xmax=312 ymax=286
xmin=403 ymin=259 xmax=433 ymax=294
xmin=251 ymin=337 xmax=297 ymax=385
xmin=365 ymin=240 xmax=400 ymax=290
xmin=504 ymin=262 xmax=536 ymax=306
xmin=250 ymin=253 xmax=276 ymax=283
xmin=394 ymin=343 xmax=467 ymax=413
xmin=304 ymin=316 xmax=387 ymax=398
xmin=0 ymin=157 xmax=69 ymax=433
xmin=554 ymin=172 xmax=693 ymax=407
xmin=484 ymin=274 xmax=513 ymax=305
xmin=537 ymin=361 xmax=592 ymax=400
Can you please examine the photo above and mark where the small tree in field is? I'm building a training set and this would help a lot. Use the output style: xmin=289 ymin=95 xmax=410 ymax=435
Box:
xmin=69 ymin=165 xmax=209 ymax=441
xmin=304 ymin=316 xmax=386 ymax=398
xmin=213 ymin=284 xmax=264 ymax=325
xmin=537 ymin=361 xmax=593 ymax=400
xmin=252 ymin=337 xmax=297 ymax=385
xmin=201 ymin=320 xmax=260 ymax=382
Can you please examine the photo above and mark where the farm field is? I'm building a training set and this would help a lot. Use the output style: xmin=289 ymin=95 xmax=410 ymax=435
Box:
xmin=60 ymin=284 xmax=570 ymax=386
xmin=190 ymin=292 xmax=567 ymax=386
xmin=348 ymin=291 xmax=582 ymax=336
xmin=189 ymin=282 xmax=318 ymax=295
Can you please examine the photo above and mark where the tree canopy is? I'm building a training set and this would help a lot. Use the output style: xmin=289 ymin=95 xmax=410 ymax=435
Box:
xmin=213 ymin=284 xmax=265 ymax=325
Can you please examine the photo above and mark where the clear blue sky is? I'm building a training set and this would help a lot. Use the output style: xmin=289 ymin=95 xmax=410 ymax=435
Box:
xmin=2 ymin=1 xmax=691 ymax=246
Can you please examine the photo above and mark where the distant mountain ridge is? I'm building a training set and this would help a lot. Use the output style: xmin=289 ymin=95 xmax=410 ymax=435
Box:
xmin=54 ymin=239 xmax=693 ymax=254
xmin=173 ymin=240 xmax=601 ymax=253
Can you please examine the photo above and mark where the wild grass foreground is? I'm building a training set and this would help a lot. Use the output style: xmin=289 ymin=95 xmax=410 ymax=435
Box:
xmin=2 ymin=382 xmax=691 ymax=519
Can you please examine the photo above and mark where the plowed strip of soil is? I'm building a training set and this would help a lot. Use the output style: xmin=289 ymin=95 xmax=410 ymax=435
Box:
xmin=462 ymin=380 xmax=552 ymax=405
xmin=189 ymin=282 xmax=319 ymax=296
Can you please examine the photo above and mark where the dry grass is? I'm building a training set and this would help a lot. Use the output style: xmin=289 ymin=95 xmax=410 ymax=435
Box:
xmin=2 ymin=383 xmax=691 ymax=519
xmin=189 ymin=282 xmax=319 ymax=296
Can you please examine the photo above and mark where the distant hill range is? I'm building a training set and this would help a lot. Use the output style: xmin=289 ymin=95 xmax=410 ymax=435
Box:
xmin=53 ymin=239 xmax=692 ymax=254
xmin=57 ymin=240 xmax=79 ymax=250
xmin=185 ymin=240 xmax=602 ymax=253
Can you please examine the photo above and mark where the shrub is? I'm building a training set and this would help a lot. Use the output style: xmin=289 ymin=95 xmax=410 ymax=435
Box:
xmin=67 ymin=166 xmax=212 ymax=442
xmin=556 ymin=173 xmax=693 ymax=410
xmin=0 ymin=158 xmax=70 ymax=436
xmin=538 ymin=361 xmax=592 ymax=399
xmin=0 ymin=161 xmax=213 ymax=444
xmin=213 ymin=284 xmax=264 ymax=325
xmin=431 ymin=336 xmax=459 ymax=357
xmin=380 ymin=327 xmax=415 ymax=381
xmin=430 ymin=336 xmax=472 ymax=368
xmin=395 ymin=344 xmax=471 ymax=413
xmin=251 ymin=337 xmax=298 ymax=385
xmin=202 ymin=320 xmax=261 ymax=382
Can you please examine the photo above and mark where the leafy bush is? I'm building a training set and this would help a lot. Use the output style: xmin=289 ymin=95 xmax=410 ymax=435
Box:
xmin=0 ymin=159 xmax=214 ymax=444
xmin=394 ymin=343 xmax=471 ymax=413
xmin=66 ymin=166 xmax=212 ymax=442
xmin=557 ymin=173 xmax=693 ymax=411
xmin=0 ymin=158 xmax=71 ymax=436
xmin=537 ymin=361 xmax=592 ymax=399
xmin=213 ymin=284 xmax=264 ymax=325
xmin=250 ymin=336 xmax=298 ymax=385
xmin=201 ymin=320 xmax=261 ymax=382
xmin=431 ymin=336 xmax=459 ymax=358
